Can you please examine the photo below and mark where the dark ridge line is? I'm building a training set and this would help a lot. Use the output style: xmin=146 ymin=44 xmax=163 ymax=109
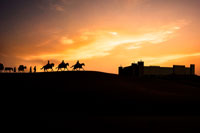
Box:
xmin=0 ymin=70 xmax=118 ymax=76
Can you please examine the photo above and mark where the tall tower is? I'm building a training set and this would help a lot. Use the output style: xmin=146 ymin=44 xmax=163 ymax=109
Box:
xmin=118 ymin=66 xmax=123 ymax=76
xmin=138 ymin=61 xmax=144 ymax=77
xmin=190 ymin=64 xmax=195 ymax=75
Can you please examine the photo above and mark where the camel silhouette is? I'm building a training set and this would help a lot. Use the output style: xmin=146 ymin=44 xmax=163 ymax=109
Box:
xmin=0 ymin=63 xmax=4 ymax=72
xmin=5 ymin=67 xmax=13 ymax=72
xmin=18 ymin=65 xmax=27 ymax=72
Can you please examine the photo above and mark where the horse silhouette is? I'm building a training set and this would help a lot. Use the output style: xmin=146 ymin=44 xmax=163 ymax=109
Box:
xmin=56 ymin=62 xmax=69 ymax=71
xmin=71 ymin=63 xmax=85 ymax=71
xmin=5 ymin=67 xmax=13 ymax=72
xmin=0 ymin=63 xmax=4 ymax=72
xmin=18 ymin=65 xmax=27 ymax=72
xmin=41 ymin=63 xmax=54 ymax=72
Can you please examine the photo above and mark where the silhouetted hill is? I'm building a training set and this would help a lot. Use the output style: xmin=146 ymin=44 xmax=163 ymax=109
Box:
xmin=0 ymin=71 xmax=200 ymax=130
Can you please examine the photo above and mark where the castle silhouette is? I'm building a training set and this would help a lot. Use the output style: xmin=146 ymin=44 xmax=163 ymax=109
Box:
xmin=119 ymin=61 xmax=195 ymax=77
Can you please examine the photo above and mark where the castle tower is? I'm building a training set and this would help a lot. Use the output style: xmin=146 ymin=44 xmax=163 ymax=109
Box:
xmin=138 ymin=61 xmax=144 ymax=77
xmin=118 ymin=66 xmax=123 ymax=76
xmin=190 ymin=64 xmax=195 ymax=75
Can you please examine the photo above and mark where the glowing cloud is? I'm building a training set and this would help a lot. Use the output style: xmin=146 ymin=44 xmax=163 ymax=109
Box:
xmin=54 ymin=4 xmax=65 ymax=12
xmin=61 ymin=24 xmax=182 ymax=60
xmin=109 ymin=32 xmax=118 ymax=36
xmin=22 ymin=23 xmax=183 ymax=61
xmin=60 ymin=37 xmax=74 ymax=45
xmin=139 ymin=53 xmax=200 ymax=65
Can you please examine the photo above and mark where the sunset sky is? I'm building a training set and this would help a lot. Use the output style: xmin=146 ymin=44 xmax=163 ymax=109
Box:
xmin=0 ymin=0 xmax=200 ymax=75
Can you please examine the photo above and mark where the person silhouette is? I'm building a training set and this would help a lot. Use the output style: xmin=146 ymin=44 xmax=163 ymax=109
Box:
xmin=34 ymin=66 xmax=36 ymax=73
xmin=61 ymin=60 xmax=65 ymax=64
xmin=48 ymin=60 xmax=50 ymax=65
xmin=14 ymin=67 xmax=16 ymax=73
xmin=76 ymin=60 xmax=80 ymax=66
xmin=30 ymin=66 xmax=32 ymax=73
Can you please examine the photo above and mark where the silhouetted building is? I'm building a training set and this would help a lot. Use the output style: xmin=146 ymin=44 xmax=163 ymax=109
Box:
xmin=119 ymin=61 xmax=195 ymax=77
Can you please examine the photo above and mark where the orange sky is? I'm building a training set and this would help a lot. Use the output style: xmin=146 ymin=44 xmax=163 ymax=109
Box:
xmin=0 ymin=0 xmax=200 ymax=75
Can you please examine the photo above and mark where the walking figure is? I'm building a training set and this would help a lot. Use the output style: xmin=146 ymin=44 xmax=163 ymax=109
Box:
xmin=30 ymin=66 xmax=32 ymax=73
xmin=34 ymin=66 xmax=36 ymax=73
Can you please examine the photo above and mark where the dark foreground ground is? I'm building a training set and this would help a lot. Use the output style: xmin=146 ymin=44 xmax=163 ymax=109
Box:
xmin=0 ymin=71 xmax=200 ymax=130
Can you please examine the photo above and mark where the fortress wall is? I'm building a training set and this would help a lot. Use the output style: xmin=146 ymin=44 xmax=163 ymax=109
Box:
xmin=121 ymin=66 xmax=134 ymax=76
xmin=119 ymin=62 xmax=195 ymax=76
xmin=185 ymin=68 xmax=191 ymax=75
xmin=144 ymin=66 xmax=173 ymax=75
xmin=173 ymin=65 xmax=186 ymax=75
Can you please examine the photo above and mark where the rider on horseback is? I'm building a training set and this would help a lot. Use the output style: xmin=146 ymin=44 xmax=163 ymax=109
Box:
xmin=71 ymin=60 xmax=85 ymax=71
xmin=75 ymin=60 xmax=80 ymax=67
xmin=61 ymin=60 xmax=65 ymax=65
xmin=41 ymin=60 xmax=54 ymax=72
xmin=56 ymin=60 xmax=69 ymax=71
